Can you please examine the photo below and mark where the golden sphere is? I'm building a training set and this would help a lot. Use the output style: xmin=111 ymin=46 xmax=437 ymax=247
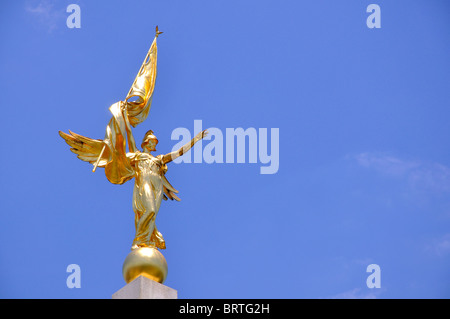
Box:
xmin=122 ymin=247 xmax=168 ymax=284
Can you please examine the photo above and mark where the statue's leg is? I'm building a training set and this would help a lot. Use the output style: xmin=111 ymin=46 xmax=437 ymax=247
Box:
xmin=131 ymin=210 xmax=156 ymax=249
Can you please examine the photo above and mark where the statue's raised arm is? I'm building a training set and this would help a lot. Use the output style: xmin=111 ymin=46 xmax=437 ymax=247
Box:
xmin=161 ymin=130 xmax=209 ymax=164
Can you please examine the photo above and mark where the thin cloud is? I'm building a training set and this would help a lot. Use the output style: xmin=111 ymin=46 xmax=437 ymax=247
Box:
xmin=25 ymin=0 xmax=65 ymax=33
xmin=352 ymin=152 xmax=450 ymax=194
xmin=330 ymin=288 xmax=380 ymax=299
xmin=355 ymin=152 xmax=419 ymax=177
xmin=425 ymin=233 xmax=450 ymax=257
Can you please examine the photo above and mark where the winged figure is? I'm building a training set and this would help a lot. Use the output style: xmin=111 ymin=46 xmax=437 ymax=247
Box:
xmin=59 ymin=27 xmax=207 ymax=250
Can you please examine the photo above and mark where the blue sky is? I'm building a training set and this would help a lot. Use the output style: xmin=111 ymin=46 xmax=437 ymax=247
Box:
xmin=0 ymin=0 xmax=449 ymax=298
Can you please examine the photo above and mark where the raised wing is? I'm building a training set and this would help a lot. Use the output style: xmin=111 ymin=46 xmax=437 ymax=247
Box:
xmin=59 ymin=130 xmax=110 ymax=167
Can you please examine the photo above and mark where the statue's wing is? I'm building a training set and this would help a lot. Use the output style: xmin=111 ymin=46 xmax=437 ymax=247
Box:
xmin=162 ymin=184 xmax=180 ymax=202
xmin=59 ymin=130 xmax=110 ymax=167
xmin=156 ymin=156 xmax=180 ymax=202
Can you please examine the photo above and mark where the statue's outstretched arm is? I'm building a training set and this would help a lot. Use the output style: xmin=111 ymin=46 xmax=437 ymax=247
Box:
xmin=162 ymin=130 xmax=208 ymax=164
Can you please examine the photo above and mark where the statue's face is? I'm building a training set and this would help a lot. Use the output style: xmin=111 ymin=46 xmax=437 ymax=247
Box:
xmin=143 ymin=137 xmax=158 ymax=152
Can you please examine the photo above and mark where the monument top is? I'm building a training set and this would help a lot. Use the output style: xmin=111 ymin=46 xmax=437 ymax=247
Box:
xmin=112 ymin=275 xmax=177 ymax=299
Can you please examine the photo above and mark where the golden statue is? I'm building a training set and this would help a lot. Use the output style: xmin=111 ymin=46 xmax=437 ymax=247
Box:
xmin=59 ymin=27 xmax=207 ymax=284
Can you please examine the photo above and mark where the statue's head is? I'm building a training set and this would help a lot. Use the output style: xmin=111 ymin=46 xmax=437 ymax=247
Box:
xmin=141 ymin=130 xmax=158 ymax=152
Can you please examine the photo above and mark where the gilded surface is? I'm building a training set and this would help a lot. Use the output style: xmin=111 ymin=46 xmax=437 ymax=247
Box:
xmin=122 ymin=247 xmax=168 ymax=284
xmin=59 ymin=27 xmax=207 ymax=251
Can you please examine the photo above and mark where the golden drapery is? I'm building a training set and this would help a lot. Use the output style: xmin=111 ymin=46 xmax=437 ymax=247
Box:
xmin=125 ymin=35 xmax=158 ymax=128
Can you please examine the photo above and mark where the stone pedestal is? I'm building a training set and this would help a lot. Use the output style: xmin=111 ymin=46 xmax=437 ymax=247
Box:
xmin=112 ymin=275 xmax=178 ymax=299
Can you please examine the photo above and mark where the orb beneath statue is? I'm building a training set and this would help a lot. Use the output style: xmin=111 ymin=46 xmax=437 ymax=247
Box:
xmin=122 ymin=247 xmax=168 ymax=284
